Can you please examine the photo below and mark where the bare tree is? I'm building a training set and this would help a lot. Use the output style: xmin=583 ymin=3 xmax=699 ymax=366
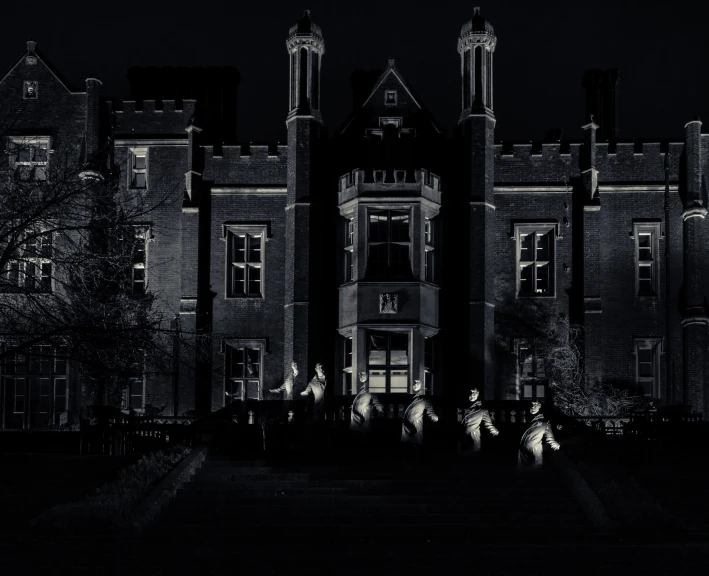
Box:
xmin=537 ymin=314 xmax=643 ymax=416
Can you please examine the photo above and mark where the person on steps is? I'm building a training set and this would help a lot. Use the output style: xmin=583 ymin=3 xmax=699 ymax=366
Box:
xmin=517 ymin=401 xmax=560 ymax=471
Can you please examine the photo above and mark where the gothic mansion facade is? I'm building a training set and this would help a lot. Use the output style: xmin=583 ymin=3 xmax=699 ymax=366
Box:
xmin=1 ymin=8 xmax=708 ymax=428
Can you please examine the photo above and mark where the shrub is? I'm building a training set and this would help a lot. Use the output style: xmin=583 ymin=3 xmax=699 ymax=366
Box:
xmin=30 ymin=444 xmax=190 ymax=535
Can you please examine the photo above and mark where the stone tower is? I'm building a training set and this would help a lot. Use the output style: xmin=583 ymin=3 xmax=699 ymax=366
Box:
xmin=458 ymin=7 xmax=497 ymax=399
xmin=284 ymin=11 xmax=326 ymax=389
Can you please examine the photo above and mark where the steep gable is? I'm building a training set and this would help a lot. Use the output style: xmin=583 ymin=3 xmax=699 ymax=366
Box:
xmin=340 ymin=59 xmax=441 ymax=137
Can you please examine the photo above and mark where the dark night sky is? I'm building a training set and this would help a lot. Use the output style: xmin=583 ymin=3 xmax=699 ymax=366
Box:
xmin=2 ymin=1 xmax=707 ymax=145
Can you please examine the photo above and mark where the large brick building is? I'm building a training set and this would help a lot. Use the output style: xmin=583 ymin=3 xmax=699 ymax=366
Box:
xmin=1 ymin=8 xmax=708 ymax=428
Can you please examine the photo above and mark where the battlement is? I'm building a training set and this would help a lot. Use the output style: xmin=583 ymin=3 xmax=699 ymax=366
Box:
xmin=337 ymin=168 xmax=442 ymax=206
xmin=495 ymin=141 xmax=685 ymax=183
xmin=107 ymin=99 xmax=197 ymax=136
xmin=207 ymin=143 xmax=288 ymax=161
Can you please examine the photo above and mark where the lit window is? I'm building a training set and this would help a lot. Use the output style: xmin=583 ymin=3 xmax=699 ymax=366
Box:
xmin=226 ymin=227 xmax=264 ymax=297
xmin=129 ymin=148 xmax=147 ymax=188
xmin=2 ymin=227 xmax=53 ymax=293
xmin=385 ymin=90 xmax=397 ymax=106
xmin=130 ymin=226 xmax=149 ymax=295
xmin=226 ymin=344 xmax=262 ymax=403
xmin=634 ymin=224 xmax=660 ymax=297
xmin=635 ymin=339 xmax=660 ymax=398
xmin=516 ymin=225 xmax=555 ymax=297
xmin=367 ymin=330 xmax=409 ymax=394
xmin=517 ymin=339 xmax=546 ymax=400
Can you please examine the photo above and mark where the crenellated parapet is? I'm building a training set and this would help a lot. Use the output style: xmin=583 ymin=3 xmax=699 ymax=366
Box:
xmin=494 ymin=141 xmax=684 ymax=184
xmin=337 ymin=168 xmax=442 ymax=206
xmin=107 ymin=99 xmax=197 ymax=136
xmin=203 ymin=144 xmax=288 ymax=186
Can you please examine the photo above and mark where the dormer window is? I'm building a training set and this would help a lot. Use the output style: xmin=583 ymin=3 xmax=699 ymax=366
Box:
xmin=385 ymin=90 xmax=398 ymax=106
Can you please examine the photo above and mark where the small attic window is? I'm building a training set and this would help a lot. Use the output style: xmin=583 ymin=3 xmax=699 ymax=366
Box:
xmin=24 ymin=81 xmax=38 ymax=99
xmin=385 ymin=90 xmax=398 ymax=106
xmin=25 ymin=56 xmax=37 ymax=66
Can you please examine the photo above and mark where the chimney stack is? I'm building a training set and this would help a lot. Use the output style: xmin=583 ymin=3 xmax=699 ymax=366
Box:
xmin=582 ymin=69 xmax=620 ymax=142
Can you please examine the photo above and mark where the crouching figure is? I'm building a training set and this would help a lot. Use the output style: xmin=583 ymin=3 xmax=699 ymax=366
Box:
xmin=401 ymin=379 xmax=439 ymax=445
xmin=461 ymin=388 xmax=499 ymax=453
xmin=517 ymin=401 xmax=560 ymax=471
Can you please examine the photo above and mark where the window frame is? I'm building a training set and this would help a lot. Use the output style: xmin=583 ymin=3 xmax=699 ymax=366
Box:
xmin=128 ymin=147 xmax=148 ymax=189
xmin=121 ymin=376 xmax=145 ymax=412
xmin=634 ymin=338 xmax=661 ymax=398
xmin=424 ymin=217 xmax=436 ymax=283
xmin=129 ymin=225 xmax=150 ymax=295
xmin=516 ymin=338 xmax=547 ymax=401
xmin=632 ymin=223 xmax=660 ymax=298
xmin=7 ymin=135 xmax=50 ymax=181
xmin=341 ymin=334 xmax=353 ymax=395
xmin=514 ymin=224 xmax=557 ymax=298
xmin=384 ymin=90 xmax=398 ymax=106
xmin=224 ymin=225 xmax=267 ymax=299
xmin=343 ymin=217 xmax=354 ymax=283
xmin=224 ymin=340 xmax=265 ymax=404
xmin=2 ymin=225 xmax=53 ymax=293
xmin=424 ymin=336 xmax=434 ymax=394
xmin=366 ymin=329 xmax=410 ymax=394
xmin=366 ymin=208 xmax=412 ymax=280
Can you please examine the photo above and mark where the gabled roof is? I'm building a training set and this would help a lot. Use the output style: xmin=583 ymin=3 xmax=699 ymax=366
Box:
xmin=340 ymin=59 xmax=441 ymax=136
xmin=0 ymin=40 xmax=82 ymax=94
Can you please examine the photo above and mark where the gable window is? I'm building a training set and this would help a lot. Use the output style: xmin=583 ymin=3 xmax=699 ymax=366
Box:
xmin=367 ymin=330 xmax=409 ymax=394
xmin=8 ymin=136 xmax=49 ymax=181
xmin=633 ymin=223 xmax=660 ymax=297
xmin=2 ymin=227 xmax=53 ymax=293
xmin=23 ymin=81 xmax=38 ymax=99
xmin=634 ymin=339 xmax=660 ymax=398
xmin=225 ymin=226 xmax=265 ymax=298
xmin=2 ymin=345 xmax=68 ymax=428
xmin=424 ymin=217 xmax=435 ymax=283
xmin=344 ymin=217 xmax=354 ymax=283
xmin=129 ymin=148 xmax=147 ymax=189
xmin=225 ymin=343 xmax=262 ymax=403
xmin=385 ymin=90 xmax=398 ymax=106
xmin=517 ymin=339 xmax=546 ymax=400
xmin=515 ymin=224 xmax=556 ymax=297
xmin=367 ymin=210 xmax=411 ymax=279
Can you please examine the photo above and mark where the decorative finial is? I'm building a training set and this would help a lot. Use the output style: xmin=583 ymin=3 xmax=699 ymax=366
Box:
xmin=589 ymin=114 xmax=594 ymax=123
xmin=27 ymin=38 xmax=37 ymax=53
xmin=473 ymin=6 xmax=480 ymax=13
xmin=304 ymin=9 xmax=311 ymax=17
xmin=388 ymin=58 xmax=395 ymax=68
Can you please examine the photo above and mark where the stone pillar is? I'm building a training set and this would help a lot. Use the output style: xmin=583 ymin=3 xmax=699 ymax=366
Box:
xmin=681 ymin=119 xmax=709 ymax=415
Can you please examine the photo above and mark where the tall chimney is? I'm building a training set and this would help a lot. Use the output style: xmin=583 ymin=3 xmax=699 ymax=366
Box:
xmin=582 ymin=68 xmax=620 ymax=142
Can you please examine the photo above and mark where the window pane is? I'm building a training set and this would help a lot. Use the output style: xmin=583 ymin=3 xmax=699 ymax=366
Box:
xmin=344 ymin=250 xmax=353 ymax=282
xmin=346 ymin=219 xmax=354 ymax=247
xmin=246 ymin=380 xmax=260 ymax=400
xmin=248 ymin=235 xmax=262 ymax=263
xmin=638 ymin=233 xmax=651 ymax=249
xmin=424 ymin=369 xmax=433 ymax=393
xmin=368 ymin=370 xmax=386 ymax=394
xmin=134 ymin=173 xmax=146 ymax=188
xmin=536 ymin=231 xmax=551 ymax=262
xmin=40 ymin=234 xmax=52 ymax=258
xmin=390 ymin=370 xmax=408 ymax=393
xmin=40 ymin=263 xmax=51 ymax=292
xmin=639 ymin=264 xmax=652 ymax=280
xmin=390 ymin=243 xmax=411 ymax=277
xmin=247 ymin=265 xmax=261 ymax=295
xmin=523 ymin=384 xmax=533 ymax=399
xmin=367 ymin=244 xmax=388 ymax=278
xmin=39 ymin=378 xmax=50 ymax=413
xmin=246 ymin=349 xmax=260 ymax=377
xmin=32 ymin=145 xmax=48 ymax=163
xmin=54 ymin=378 xmax=67 ymax=414
xmin=232 ymin=265 xmax=245 ymax=295
xmin=519 ymin=346 xmax=534 ymax=377
xmin=134 ymin=155 xmax=146 ymax=170
xmin=520 ymin=233 xmax=534 ymax=262
xmin=14 ymin=378 xmax=25 ymax=413
xmin=343 ymin=372 xmax=353 ymax=395
xmin=368 ymin=333 xmax=387 ymax=365
xmin=519 ymin=264 xmax=534 ymax=295
xmin=390 ymin=333 xmax=408 ymax=365
xmin=425 ymin=250 xmax=434 ymax=282
xmin=369 ymin=212 xmax=387 ymax=242
xmin=536 ymin=264 xmax=550 ymax=294
xmin=424 ymin=219 xmax=432 ymax=246
xmin=424 ymin=338 xmax=433 ymax=370
xmin=233 ymin=234 xmax=246 ymax=263
xmin=231 ymin=348 xmax=244 ymax=378
xmin=55 ymin=348 xmax=67 ymax=375
xmin=390 ymin=212 xmax=410 ymax=242
xmin=133 ymin=268 xmax=145 ymax=294
xmin=226 ymin=380 xmax=243 ymax=403
xmin=343 ymin=337 xmax=352 ymax=369
xmin=536 ymin=385 xmax=545 ymax=398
